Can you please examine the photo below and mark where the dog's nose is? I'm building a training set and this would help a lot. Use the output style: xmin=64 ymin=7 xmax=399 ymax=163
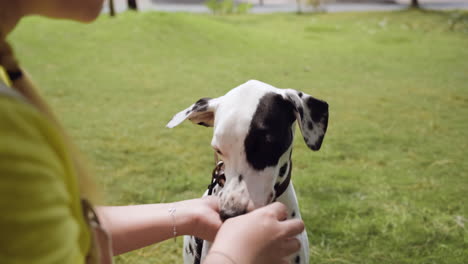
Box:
xmin=219 ymin=208 xmax=247 ymax=222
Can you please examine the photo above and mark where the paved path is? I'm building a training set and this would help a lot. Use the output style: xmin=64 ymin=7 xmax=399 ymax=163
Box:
xmin=102 ymin=0 xmax=468 ymax=14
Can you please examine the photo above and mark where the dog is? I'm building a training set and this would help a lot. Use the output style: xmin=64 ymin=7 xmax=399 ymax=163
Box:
xmin=167 ymin=80 xmax=329 ymax=264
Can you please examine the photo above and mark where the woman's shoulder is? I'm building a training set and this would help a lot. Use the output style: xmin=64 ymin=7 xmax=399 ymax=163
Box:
xmin=0 ymin=80 xmax=60 ymax=148
xmin=0 ymin=80 xmax=89 ymax=264
xmin=0 ymin=78 xmax=70 ymax=199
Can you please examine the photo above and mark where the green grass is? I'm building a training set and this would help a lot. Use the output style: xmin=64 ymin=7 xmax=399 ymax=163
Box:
xmin=9 ymin=9 xmax=468 ymax=264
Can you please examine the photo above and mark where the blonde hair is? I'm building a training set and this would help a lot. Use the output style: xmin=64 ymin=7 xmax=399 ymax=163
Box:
xmin=0 ymin=33 xmax=99 ymax=202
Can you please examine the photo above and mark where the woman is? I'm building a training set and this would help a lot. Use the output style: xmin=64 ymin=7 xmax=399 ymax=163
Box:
xmin=0 ymin=1 xmax=304 ymax=263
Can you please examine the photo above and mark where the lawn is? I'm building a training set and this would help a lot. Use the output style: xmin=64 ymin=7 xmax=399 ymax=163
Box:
xmin=9 ymin=9 xmax=468 ymax=264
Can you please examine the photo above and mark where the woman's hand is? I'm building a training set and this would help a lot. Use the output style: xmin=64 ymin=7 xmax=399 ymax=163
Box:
xmin=177 ymin=196 xmax=222 ymax=241
xmin=205 ymin=202 xmax=304 ymax=264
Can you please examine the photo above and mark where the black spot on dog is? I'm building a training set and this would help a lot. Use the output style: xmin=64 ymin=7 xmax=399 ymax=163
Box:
xmin=298 ymin=106 xmax=304 ymax=120
xmin=198 ymin=122 xmax=210 ymax=127
xmin=298 ymin=92 xmax=303 ymax=98
xmin=307 ymin=121 xmax=314 ymax=130
xmin=306 ymin=97 xmax=328 ymax=123
xmin=192 ymin=97 xmax=211 ymax=112
xmin=188 ymin=243 xmax=194 ymax=255
xmin=279 ymin=162 xmax=288 ymax=177
xmin=274 ymin=182 xmax=280 ymax=190
xmin=309 ymin=134 xmax=325 ymax=151
xmin=287 ymin=94 xmax=304 ymax=120
xmin=238 ymin=174 xmax=243 ymax=182
xmin=244 ymin=93 xmax=296 ymax=170
xmin=295 ymin=255 xmax=300 ymax=263
xmin=291 ymin=211 xmax=296 ymax=218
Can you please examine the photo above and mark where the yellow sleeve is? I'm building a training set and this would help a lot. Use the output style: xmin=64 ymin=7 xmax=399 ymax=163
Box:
xmin=0 ymin=96 xmax=87 ymax=264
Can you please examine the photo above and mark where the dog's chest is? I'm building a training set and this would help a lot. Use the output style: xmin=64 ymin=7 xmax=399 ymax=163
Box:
xmin=183 ymin=182 xmax=308 ymax=264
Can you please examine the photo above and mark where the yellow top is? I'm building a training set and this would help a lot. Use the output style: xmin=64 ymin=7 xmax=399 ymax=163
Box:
xmin=0 ymin=66 xmax=11 ymax=86
xmin=0 ymin=67 xmax=91 ymax=264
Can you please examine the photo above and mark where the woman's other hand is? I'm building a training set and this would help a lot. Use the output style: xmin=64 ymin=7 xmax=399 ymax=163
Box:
xmin=206 ymin=202 xmax=304 ymax=264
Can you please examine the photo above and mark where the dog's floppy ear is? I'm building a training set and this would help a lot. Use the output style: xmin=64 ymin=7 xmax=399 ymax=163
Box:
xmin=167 ymin=97 xmax=219 ymax=128
xmin=284 ymin=89 xmax=329 ymax=151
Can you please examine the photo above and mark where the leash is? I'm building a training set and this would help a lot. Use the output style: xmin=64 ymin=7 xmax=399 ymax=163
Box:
xmin=207 ymin=160 xmax=225 ymax=195
xmin=194 ymin=153 xmax=225 ymax=264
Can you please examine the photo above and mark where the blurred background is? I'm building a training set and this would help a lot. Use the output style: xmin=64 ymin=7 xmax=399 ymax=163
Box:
xmin=102 ymin=0 xmax=468 ymax=13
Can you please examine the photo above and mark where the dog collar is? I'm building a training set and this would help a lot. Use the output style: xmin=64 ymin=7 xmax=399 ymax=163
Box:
xmin=208 ymin=156 xmax=291 ymax=200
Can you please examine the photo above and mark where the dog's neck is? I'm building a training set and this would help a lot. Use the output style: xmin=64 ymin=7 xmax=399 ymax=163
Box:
xmin=274 ymin=158 xmax=292 ymax=200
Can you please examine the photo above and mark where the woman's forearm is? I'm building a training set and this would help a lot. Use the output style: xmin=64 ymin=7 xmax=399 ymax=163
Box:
xmin=96 ymin=197 xmax=221 ymax=255
xmin=96 ymin=203 xmax=186 ymax=255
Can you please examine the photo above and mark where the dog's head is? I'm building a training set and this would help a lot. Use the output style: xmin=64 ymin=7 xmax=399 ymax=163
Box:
xmin=167 ymin=80 xmax=328 ymax=220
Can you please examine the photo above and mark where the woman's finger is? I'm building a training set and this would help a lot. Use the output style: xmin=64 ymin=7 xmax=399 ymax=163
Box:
xmin=246 ymin=199 xmax=255 ymax=212
xmin=266 ymin=202 xmax=288 ymax=220
xmin=281 ymin=237 xmax=302 ymax=256
xmin=279 ymin=219 xmax=305 ymax=238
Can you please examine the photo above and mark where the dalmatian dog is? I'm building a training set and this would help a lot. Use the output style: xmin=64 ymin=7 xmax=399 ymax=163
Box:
xmin=167 ymin=80 xmax=329 ymax=264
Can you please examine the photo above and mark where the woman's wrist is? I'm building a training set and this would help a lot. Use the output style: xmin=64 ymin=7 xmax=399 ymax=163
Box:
xmin=170 ymin=200 xmax=200 ymax=238
xmin=208 ymin=237 xmax=256 ymax=264
xmin=168 ymin=199 xmax=202 ymax=235
xmin=173 ymin=197 xmax=221 ymax=241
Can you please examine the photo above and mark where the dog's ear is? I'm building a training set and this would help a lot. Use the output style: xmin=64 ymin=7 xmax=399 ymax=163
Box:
xmin=167 ymin=97 xmax=219 ymax=128
xmin=284 ymin=89 xmax=329 ymax=151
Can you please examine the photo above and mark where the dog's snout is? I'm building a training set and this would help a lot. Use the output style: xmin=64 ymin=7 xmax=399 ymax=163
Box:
xmin=217 ymin=172 xmax=251 ymax=221
xmin=219 ymin=208 xmax=247 ymax=222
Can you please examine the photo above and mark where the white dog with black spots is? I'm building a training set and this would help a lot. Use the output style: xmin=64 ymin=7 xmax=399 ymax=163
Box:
xmin=167 ymin=80 xmax=329 ymax=264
